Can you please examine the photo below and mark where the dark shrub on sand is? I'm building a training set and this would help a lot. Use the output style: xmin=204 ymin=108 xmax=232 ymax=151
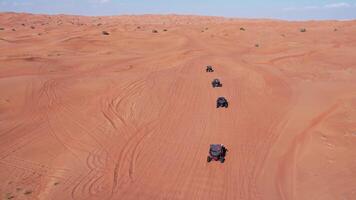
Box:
xmin=102 ymin=31 xmax=110 ymax=35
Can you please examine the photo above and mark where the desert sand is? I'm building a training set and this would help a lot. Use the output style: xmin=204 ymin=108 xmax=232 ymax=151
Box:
xmin=0 ymin=12 xmax=356 ymax=200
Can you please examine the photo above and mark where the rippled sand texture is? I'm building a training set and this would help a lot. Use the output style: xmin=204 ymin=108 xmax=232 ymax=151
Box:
xmin=1 ymin=13 xmax=356 ymax=200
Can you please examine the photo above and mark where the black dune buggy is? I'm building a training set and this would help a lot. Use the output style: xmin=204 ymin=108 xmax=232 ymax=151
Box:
xmin=216 ymin=97 xmax=228 ymax=108
xmin=206 ymin=65 xmax=214 ymax=72
xmin=212 ymin=79 xmax=222 ymax=88
xmin=207 ymin=144 xmax=228 ymax=163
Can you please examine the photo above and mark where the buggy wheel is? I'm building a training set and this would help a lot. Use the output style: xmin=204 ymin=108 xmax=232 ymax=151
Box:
xmin=207 ymin=156 xmax=212 ymax=162
xmin=220 ymin=157 xmax=225 ymax=163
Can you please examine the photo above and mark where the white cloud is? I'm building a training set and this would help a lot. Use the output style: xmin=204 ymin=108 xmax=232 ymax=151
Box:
xmin=283 ymin=7 xmax=297 ymax=11
xmin=283 ymin=2 xmax=354 ymax=11
xmin=324 ymin=2 xmax=351 ymax=8
xmin=304 ymin=6 xmax=319 ymax=10
xmin=0 ymin=1 xmax=32 ymax=6
xmin=12 ymin=2 xmax=32 ymax=6
xmin=91 ymin=0 xmax=111 ymax=3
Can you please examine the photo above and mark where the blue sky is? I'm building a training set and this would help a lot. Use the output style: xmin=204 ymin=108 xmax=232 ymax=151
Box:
xmin=0 ymin=0 xmax=356 ymax=20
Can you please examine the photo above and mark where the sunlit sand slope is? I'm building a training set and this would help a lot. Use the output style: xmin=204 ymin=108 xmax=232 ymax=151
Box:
xmin=0 ymin=13 xmax=356 ymax=200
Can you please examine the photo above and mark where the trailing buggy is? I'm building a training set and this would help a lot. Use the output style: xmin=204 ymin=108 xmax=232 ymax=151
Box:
xmin=216 ymin=97 xmax=228 ymax=108
xmin=206 ymin=65 xmax=214 ymax=72
xmin=207 ymin=144 xmax=228 ymax=163
xmin=212 ymin=79 xmax=222 ymax=88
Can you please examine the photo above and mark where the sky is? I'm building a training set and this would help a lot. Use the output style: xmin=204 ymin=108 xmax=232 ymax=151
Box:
xmin=0 ymin=0 xmax=356 ymax=20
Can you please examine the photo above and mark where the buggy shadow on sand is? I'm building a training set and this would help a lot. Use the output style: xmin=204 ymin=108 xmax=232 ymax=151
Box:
xmin=206 ymin=65 xmax=214 ymax=72
xmin=207 ymin=144 xmax=228 ymax=163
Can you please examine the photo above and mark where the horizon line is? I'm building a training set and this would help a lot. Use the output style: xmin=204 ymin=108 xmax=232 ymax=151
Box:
xmin=1 ymin=11 xmax=356 ymax=22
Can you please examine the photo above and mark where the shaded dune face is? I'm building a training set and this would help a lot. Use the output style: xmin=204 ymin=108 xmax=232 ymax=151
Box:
xmin=0 ymin=13 xmax=356 ymax=200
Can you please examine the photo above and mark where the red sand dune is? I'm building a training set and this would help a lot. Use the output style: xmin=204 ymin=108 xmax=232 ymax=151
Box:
xmin=0 ymin=12 xmax=356 ymax=200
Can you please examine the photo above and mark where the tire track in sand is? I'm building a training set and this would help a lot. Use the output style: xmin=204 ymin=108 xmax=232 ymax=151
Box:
xmin=276 ymin=103 xmax=340 ymax=200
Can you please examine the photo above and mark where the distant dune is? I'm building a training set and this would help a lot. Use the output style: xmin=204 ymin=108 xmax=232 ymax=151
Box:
xmin=0 ymin=12 xmax=356 ymax=200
